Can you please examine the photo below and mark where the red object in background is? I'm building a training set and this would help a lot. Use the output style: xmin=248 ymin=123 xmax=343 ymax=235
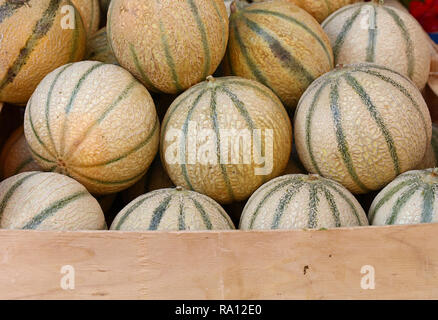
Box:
xmin=409 ymin=0 xmax=438 ymax=32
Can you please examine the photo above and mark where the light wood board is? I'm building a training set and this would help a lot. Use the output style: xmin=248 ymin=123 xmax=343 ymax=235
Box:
xmin=0 ymin=224 xmax=437 ymax=299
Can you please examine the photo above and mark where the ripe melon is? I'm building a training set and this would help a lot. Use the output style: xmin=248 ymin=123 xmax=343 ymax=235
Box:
xmin=107 ymin=0 xmax=229 ymax=94
xmin=0 ymin=172 xmax=106 ymax=230
xmin=369 ymin=168 xmax=438 ymax=225
xmin=111 ymin=187 xmax=235 ymax=231
xmin=24 ymin=61 xmax=160 ymax=195
xmin=240 ymin=174 xmax=368 ymax=230
xmin=86 ymin=27 xmax=118 ymax=64
xmin=322 ymin=2 xmax=431 ymax=90
xmin=294 ymin=63 xmax=432 ymax=194
xmin=71 ymin=0 xmax=100 ymax=36
xmin=224 ymin=0 xmax=334 ymax=111
xmin=122 ymin=157 xmax=175 ymax=204
xmin=0 ymin=126 xmax=40 ymax=179
xmin=161 ymin=76 xmax=292 ymax=204
xmin=0 ymin=0 xmax=86 ymax=105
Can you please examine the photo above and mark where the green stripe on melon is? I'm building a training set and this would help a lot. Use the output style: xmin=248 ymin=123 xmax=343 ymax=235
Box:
xmin=22 ymin=190 xmax=88 ymax=229
xmin=187 ymin=0 xmax=211 ymax=79
xmin=159 ymin=21 xmax=183 ymax=92
xmin=128 ymin=43 xmax=159 ymax=93
xmin=111 ymin=187 xmax=235 ymax=231
xmin=240 ymin=174 xmax=368 ymax=230
xmin=0 ymin=0 xmax=30 ymax=23
xmin=369 ymin=168 xmax=438 ymax=225
xmin=240 ymin=14 xmax=315 ymax=85
xmin=246 ymin=9 xmax=333 ymax=68
xmin=228 ymin=17 xmax=273 ymax=95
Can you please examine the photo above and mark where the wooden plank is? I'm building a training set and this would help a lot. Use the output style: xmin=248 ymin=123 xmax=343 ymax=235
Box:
xmin=0 ymin=224 xmax=437 ymax=299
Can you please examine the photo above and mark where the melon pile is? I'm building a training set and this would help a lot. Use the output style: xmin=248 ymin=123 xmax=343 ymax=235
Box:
xmin=0 ymin=0 xmax=436 ymax=231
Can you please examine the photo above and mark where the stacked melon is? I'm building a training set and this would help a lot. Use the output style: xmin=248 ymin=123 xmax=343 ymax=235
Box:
xmin=0 ymin=0 xmax=436 ymax=232
xmin=322 ymin=1 xmax=431 ymax=89
xmin=224 ymin=0 xmax=334 ymax=110
xmin=0 ymin=0 xmax=87 ymax=105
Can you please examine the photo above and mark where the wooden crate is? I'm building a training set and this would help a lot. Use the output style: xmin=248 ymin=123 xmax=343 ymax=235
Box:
xmin=0 ymin=223 xmax=437 ymax=300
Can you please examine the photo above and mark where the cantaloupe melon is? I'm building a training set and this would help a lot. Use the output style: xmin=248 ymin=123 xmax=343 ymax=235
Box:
xmin=240 ymin=174 xmax=368 ymax=230
xmin=111 ymin=187 xmax=235 ymax=231
xmin=161 ymin=76 xmax=292 ymax=204
xmin=322 ymin=2 xmax=431 ymax=90
xmin=86 ymin=27 xmax=118 ymax=64
xmin=0 ymin=0 xmax=87 ymax=105
xmin=107 ymin=0 xmax=229 ymax=94
xmin=294 ymin=63 xmax=432 ymax=194
xmin=0 ymin=126 xmax=40 ymax=179
xmin=224 ymin=0 xmax=334 ymax=110
xmin=122 ymin=157 xmax=174 ymax=205
xmin=0 ymin=172 xmax=106 ymax=230
xmin=369 ymin=168 xmax=438 ymax=225
xmin=71 ymin=0 xmax=100 ymax=36
xmin=24 ymin=61 xmax=160 ymax=195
